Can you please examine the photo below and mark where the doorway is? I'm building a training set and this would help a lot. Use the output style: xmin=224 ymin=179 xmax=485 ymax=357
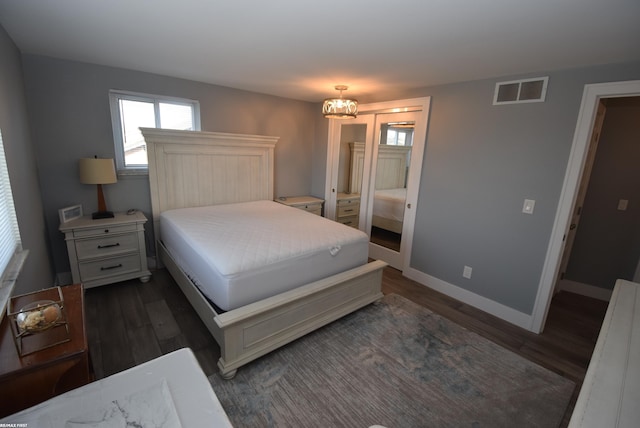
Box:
xmin=531 ymin=80 xmax=640 ymax=333
xmin=557 ymin=96 xmax=640 ymax=300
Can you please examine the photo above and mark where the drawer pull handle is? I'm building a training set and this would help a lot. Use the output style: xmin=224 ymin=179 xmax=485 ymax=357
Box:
xmin=344 ymin=209 xmax=354 ymax=213
xmin=98 ymin=243 xmax=120 ymax=249
xmin=101 ymin=263 xmax=123 ymax=271
xmin=104 ymin=229 xmax=109 ymax=233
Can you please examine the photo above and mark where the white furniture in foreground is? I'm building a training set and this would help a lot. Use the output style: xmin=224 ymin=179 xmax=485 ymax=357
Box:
xmin=0 ymin=348 xmax=232 ymax=427
xmin=569 ymin=279 xmax=640 ymax=428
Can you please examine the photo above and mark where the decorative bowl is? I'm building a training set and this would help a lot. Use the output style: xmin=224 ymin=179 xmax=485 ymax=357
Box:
xmin=16 ymin=300 xmax=62 ymax=333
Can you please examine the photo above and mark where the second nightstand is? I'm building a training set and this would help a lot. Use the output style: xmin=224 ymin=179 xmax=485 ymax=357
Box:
xmin=59 ymin=211 xmax=151 ymax=288
xmin=337 ymin=193 xmax=361 ymax=228
xmin=275 ymin=196 xmax=324 ymax=216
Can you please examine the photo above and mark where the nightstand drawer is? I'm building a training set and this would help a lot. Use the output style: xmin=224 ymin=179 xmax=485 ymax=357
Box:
xmin=73 ymin=223 xmax=137 ymax=238
xmin=75 ymin=233 xmax=139 ymax=260
xmin=79 ymin=254 xmax=142 ymax=282
xmin=302 ymin=205 xmax=322 ymax=216
xmin=337 ymin=204 xmax=360 ymax=217
xmin=338 ymin=215 xmax=359 ymax=228
xmin=337 ymin=198 xmax=359 ymax=206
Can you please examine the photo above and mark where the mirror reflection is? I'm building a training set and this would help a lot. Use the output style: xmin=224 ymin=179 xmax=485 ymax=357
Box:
xmin=336 ymin=124 xmax=367 ymax=228
xmin=370 ymin=121 xmax=414 ymax=251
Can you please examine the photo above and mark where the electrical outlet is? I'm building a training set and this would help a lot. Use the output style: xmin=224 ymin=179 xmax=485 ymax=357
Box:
xmin=522 ymin=199 xmax=535 ymax=214
xmin=463 ymin=265 xmax=472 ymax=279
xmin=618 ymin=199 xmax=629 ymax=211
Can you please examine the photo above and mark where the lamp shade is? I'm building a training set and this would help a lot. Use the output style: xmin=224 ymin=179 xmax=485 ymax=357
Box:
xmin=323 ymin=85 xmax=358 ymax=119
xmin=79 ymin=158 xmax=117 ymax=185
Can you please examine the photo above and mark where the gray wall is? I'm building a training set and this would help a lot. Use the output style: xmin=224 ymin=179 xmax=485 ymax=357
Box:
xmin=374 ymin=62 xmax=640 ymax=314
xmin=21 ymin=55 xmax=318 ymax=277
xmin=565 ymin=97 xmax=640 ymax=289
xmin=0 ymin=27 xmax=54 ymax=294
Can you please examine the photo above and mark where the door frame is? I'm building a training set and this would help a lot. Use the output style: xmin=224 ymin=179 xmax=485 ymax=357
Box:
xmin=555 ymin=100 xmax=606 ymax=290
xmin=530 ymin=80 xmax=640 ymax=333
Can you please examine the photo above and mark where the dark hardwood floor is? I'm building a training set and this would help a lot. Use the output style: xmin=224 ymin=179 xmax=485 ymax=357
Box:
xmin=85 ymin=266 xmax=608 ymax=426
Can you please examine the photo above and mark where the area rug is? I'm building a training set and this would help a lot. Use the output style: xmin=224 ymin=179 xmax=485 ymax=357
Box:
xmin=209 ymin=294 xmax=574 ymax=427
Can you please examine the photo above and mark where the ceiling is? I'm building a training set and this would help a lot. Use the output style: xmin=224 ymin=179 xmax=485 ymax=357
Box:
xmin=1 ymin=0 xmax=639 ymax=102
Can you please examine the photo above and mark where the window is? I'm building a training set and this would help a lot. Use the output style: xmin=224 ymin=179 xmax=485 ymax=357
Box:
xmin=0 ymin=129 xmax=26 ymax=317
xmin=383 ymin=123 xmax=414 ymax=146
xmin=385 ymin=130 xmax=408 ymax=146
xmin=109 ymin=90 xmax=201 ymax=173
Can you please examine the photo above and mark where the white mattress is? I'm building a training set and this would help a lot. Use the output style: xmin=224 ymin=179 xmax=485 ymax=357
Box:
xmin=160 ymin=200 xmax=369 ymax=311
xmin=373 ymin=188 xmax=406 ymax=222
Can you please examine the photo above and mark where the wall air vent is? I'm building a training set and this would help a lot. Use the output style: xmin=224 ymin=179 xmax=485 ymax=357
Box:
xmin=493 ymin=77 xmax=548 ymax=105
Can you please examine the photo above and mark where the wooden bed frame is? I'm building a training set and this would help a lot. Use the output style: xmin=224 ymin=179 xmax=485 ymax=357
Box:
xmin=141 ymin=128 xmax=386 ymax=379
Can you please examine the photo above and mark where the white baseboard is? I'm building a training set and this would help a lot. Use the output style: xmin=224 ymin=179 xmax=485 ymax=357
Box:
xmin=558 ymin=279 xmax=612 ymax=301
xmin=403 ymin=267 xmax=533 ymax=331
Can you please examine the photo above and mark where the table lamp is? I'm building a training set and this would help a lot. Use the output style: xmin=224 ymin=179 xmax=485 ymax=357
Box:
xmin=79 ymin=157 xmax=117 ymax=219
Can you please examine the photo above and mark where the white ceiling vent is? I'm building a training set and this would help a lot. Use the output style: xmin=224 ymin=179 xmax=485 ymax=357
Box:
xmin=493 ymin=77 xmax=548 ymax=105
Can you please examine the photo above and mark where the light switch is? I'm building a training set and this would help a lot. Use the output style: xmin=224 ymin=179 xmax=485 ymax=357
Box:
xmin=522 ymin=199 xmax=535 ymax=215
xmin=463 ymin=266 xmax=472 ymax=279
xmin=618 ymin=199 xmax=629 ymax=211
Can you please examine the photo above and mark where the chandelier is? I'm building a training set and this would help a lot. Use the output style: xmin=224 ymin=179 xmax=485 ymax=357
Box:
xmin=322 ymin=85 xmax=358 ymax=119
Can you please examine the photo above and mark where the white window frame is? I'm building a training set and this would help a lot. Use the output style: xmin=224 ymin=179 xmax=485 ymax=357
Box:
xmin=109 ymin=90 xmax=201 ymax=174
xmin=0 ymin=129 xmax=27 ymax=320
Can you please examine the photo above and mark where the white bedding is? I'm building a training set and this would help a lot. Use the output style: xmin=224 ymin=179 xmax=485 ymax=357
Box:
xmin=373 ymin=188 xmax=406 ymax=222
xmin=160 ymin=200 xmax=369 ymax=311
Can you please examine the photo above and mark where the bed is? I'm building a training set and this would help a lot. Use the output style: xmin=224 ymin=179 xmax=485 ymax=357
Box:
xmin=372 ymin=187 xmax=406 ymax=234
xmin=141 ymin=128 xmax=386 ymax=379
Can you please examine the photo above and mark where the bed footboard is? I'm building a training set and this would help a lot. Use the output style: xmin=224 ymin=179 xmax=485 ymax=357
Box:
xmin=159 ymin=241 xmax=386 ymax=379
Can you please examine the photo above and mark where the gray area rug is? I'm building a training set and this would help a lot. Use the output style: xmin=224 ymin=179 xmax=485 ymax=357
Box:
xmin=209 ymin=294 xmax=574 ymax=427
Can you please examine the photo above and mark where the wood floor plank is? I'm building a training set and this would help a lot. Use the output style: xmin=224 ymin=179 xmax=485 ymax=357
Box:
xmin=145 ymin=299 xmax=181 ymax=341
xmin=115 ymin=282 xmax=150 ymax=330
xmin=127 ymin=324 xmax=163 ymax=366
xmin=95 ymin=284 xmax=135 ymax=376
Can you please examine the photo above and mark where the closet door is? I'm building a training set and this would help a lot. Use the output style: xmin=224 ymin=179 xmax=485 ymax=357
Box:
xmin=324 ymin=115 xmax=375 ymax=227
xmin=325 ymin=97 xmax=430 ymax=272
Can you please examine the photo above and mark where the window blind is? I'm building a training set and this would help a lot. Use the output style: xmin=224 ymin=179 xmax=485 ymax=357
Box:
xmin=0 ymin=129 xmax=21 ymax=280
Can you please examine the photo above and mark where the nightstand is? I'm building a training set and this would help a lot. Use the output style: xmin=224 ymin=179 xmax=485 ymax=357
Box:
xmin=0 ymin=284 xmax=90 ymax=418
xmin=59 ymin=212 xmax=151 ymax=288
xmin=337 ymin=193 xmax=360 ymax=228
xmin=275 ymin=196 xmax=324 ymax=216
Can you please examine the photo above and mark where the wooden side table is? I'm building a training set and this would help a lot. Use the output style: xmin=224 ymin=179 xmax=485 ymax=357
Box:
xmin=0 ymin=284 xmax=90 ymax=418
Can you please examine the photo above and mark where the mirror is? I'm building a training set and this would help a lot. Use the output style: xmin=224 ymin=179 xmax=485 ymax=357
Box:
xmin=327 ymin=97 xmax=430 ymax=270
xmin=334 ymin=123 xmax=368 ymax=228
xmin=370 ymin=121 xmax=415 ymax=251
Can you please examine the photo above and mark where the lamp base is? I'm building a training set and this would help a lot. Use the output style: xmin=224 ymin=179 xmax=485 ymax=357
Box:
xmin=92 ymin=210 xmax=114 ymax=219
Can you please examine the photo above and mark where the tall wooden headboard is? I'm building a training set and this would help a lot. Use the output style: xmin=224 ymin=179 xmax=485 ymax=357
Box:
xmin=141 ymin=128 xmax=279 ymax=246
